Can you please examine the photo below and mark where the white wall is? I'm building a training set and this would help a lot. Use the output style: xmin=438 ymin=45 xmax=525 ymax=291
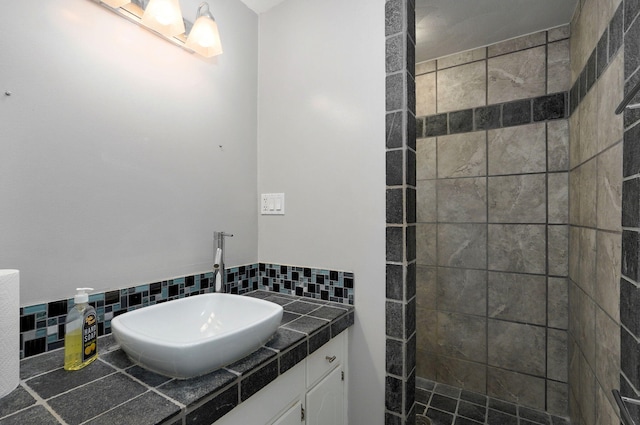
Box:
xmin=0 ymin=0 xmax=259 ymax=305
xmin=257 ymin=1 xmax=386 ymax=424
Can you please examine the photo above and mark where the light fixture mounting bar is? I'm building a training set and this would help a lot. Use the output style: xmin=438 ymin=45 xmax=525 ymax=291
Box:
xmin=90 ymin=0 xmax=197 ymax=54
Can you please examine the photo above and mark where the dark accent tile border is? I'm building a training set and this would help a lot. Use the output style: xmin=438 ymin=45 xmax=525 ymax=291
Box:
xmin=570 ymin=2 xmax=624 ymax=116
xmin=416 ymin=93 xmax=568 ymax=138
xmin=386 ymin=0 xmax=417 ymax=423
xmin=19 ymin=264 xmax=354 ymax=359
xmin=4 ymin=290 xmax=353 ymax=425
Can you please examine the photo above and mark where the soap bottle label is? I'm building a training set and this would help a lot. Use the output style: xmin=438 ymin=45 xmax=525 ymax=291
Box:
xmin=82 ymin=313 xmax=98 ymax=363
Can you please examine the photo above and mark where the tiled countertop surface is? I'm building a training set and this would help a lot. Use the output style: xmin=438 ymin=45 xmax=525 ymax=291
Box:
xmin=0 ymin=291 xmax=354 ymax=425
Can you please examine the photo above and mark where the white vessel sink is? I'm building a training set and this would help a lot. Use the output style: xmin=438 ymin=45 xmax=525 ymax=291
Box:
xmin=111 ymin=293 xmax=283 ymax=379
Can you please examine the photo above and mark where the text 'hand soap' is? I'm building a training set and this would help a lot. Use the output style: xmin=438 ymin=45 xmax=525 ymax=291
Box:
xmin=64 ymin=288 xmax=98 ymax=370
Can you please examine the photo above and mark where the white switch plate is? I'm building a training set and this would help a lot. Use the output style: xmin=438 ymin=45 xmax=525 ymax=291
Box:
xmin=261 ymin=193 xmax=285 ymax=215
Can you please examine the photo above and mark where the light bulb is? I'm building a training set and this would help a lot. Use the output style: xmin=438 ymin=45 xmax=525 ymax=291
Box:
xmin=141 ymin=0 xmax=185 ymax=37
xmin=185 ymin=3 xmax=222 ymax=57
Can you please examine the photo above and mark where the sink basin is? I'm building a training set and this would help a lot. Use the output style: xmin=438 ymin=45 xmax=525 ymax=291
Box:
xmin=111 ymin=293 xmax=283 ymax=379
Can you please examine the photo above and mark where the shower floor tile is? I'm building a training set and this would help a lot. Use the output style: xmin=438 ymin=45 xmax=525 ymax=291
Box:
xmin=415 ymin=379 xmax=570 ymax=425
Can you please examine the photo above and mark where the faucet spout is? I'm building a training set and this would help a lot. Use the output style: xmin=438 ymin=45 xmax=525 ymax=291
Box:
xmin=213 ymin=231 xmax=234 ymax=292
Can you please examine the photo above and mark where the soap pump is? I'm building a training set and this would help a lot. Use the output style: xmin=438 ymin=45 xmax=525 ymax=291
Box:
xmin=64 ymin=288 xmax=98 ymax=370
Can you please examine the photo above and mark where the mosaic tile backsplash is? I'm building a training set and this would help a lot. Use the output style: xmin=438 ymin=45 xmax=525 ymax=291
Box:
xmin=19 ymin=263 xmax=354 ymax=359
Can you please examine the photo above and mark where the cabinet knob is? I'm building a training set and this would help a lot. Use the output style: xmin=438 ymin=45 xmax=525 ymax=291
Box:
xmin=325 ymin=355 xmax=337 ymax=363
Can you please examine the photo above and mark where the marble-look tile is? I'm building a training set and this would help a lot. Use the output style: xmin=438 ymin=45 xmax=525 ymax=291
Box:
xmin=596 ymin=143 xmax=622 ymax=232
xmin=548 ymin=277 xmax=569 ymax=330
xmin=416 ymin=73 xmax=436 ymax=117
xmin=488 ymin=224 xmax=546 ymax=274
xmin=435 ymin=354 xmax=487 ymax=394
xmin=437 ymin=224 xmax=487 ymax=269
xmin=417 ymin=137 xmax=436 ymax=180
xmin=547 ymin=381 xmax=569 ymax=417
xmin=437 ymin=47 xmax=486 ymax=70
xmin=578 ymin=158 xmax=597 ymax=228
xmin=569 ymin=226 xmax=580 ymax=283
xmin=416 ymin=349 xmax=437 ymax=380
xmin=488 ymin=174 xmax=546 ymax=223
xmin=437 ymin=178 xmax=487 ymax=222
xmin=417 ymin=305 xmax=437 ymax=356
xmin=548 ymin=120 xmax=569 ymax=171
xmin=487 ymin=367 xmax=546 ymax=410
xmin=436 ymin=312 xmax=486 ymax=362
xmin=548 ymin=40 xmax=571 ymax=93
xmin=547 ymin=329 xmax=568 ymax=382
xmin=579 ymin=89 xmax=598 ymax=165
xmin=487 ymin=271 xmax=546 ymax=325
xmin=437 ymin=61 xmax=486 ymax=113
xmin=437 ymin=132 xmax=487 ymax=178
xmin=595 ymin=230 xmax=621 ymax=322
xmin=488 ymin=31 xmax=546 ymax=57
xmin=417 ymin=180 xmax=436 ymax=222
xmin=578 ymin=227 xmax=597 ymax=298
xmin=569 ymin=166 xmax=580 ymax=225
xmin=488 ymin=46 xmax=546 ymax=104
xmin=488 ymin=123 xmax=546 ymax=175
xmin=416 ymin=60 xmax=436 ymax=75
xmin=595 ymin=307 xmax=620 ymax=409
xmin=568 ymin=333 xmax=581 ymax=407
xmin=595 ymin=384 xmax=619 ymax=425
xmin=417 ymin=265 xmax=436 ymax=310
xmin=548 ymin=172 xmax=569 ymax=224
xmin=577 ymin=286 xmax=597 ymax=368
xmin=569 ymin=106 xmax=581 ymax=169
xmin=417 ymin=223 xmax=437 ymax=266
xmin=488 ymin=320 xmax=546 ymax=376
xmin=579 ymin=341 xmax=597 ymax=425
xmin=548 ymin=25 xmax=571 ymax=42
xmin=437 ymin=268 xmax=487 ymax=316
xmin=597 ymin=52 xmax=623 ymax=153
xmin=549 ymin=225 xmax=569 ymax=277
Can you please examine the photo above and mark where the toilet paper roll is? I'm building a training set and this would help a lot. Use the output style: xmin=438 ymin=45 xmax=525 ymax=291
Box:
xmin=0 ymin=270 xmax=19 ymax=399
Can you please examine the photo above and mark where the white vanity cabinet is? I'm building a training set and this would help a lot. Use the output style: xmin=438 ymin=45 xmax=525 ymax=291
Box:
xmin=305 ymin=329 xmax=346 ymax=425
xmin=215 ymin=330 xmax=348 ymax=425
xmin=306 ymin=366 xmax=345 ymax=425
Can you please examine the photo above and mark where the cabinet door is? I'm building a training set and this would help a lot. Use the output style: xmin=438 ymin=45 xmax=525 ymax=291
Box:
xmin=306 ymin=366 xmax=344 ymax=425
xmin=271 ymin=402 xmax=303 ymax=425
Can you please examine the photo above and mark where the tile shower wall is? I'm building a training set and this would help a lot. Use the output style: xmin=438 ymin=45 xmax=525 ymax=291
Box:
xmin=19 ymin=263 xmax=354 ymax=359
xmin=415 ymin=28 xmax=571 ymax=416
xmin=385 ymin=0 xmax=417 ymax=423
xmin=568 ymin=0 xmax=625 ymax=424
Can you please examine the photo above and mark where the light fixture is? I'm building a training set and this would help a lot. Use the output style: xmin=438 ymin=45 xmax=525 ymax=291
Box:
xmin=101 ymin=0 xmax=130 ymax=8
xmin=141 ymin=0 xmax=185 ymax=37
xmin=185 ymin=3 xmax=222 ymax=58
xmin=93 ymin=0 xmax=223 ymax=58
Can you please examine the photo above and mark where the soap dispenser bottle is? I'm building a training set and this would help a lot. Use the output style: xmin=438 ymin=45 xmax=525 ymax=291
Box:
xmin=64 ymin=288 xmax=98 ymax=370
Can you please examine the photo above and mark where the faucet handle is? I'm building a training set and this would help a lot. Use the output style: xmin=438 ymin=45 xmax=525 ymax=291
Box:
xmin=214 ymin=231 xmax=234 ymax=239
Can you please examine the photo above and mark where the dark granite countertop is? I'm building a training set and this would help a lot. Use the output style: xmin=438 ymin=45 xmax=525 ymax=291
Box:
xmin=0 ymin=291 xmax=354 ymax=425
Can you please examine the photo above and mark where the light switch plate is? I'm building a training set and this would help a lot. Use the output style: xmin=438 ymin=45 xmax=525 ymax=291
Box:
xmin=261 ymin=193 xmax=285 ymax=215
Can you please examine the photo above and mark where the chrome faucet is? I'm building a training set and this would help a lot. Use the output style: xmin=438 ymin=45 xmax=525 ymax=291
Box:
xmin=213 ymin=231 xmax=233 ymax=292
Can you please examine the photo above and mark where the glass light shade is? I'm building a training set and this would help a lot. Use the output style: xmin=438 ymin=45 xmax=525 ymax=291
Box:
xmin=185 ymin=15 xmax=222 ymax=57
xmin=141 ymin=0 xmax=185 ymax=37
xmin=101 ymin=0 xmax=130 ymax=8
